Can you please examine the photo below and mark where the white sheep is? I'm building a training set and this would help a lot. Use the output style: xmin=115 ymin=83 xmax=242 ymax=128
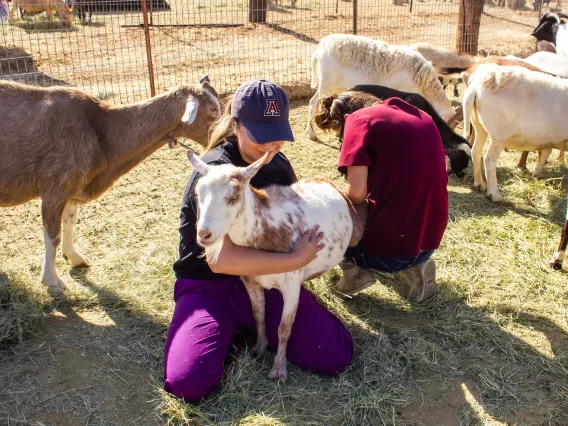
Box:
xmin=463 ymin=63 xmax=568 ymax=201
xmin=0 ymin=76 xmax=220 ymax=295
xmin=186 ymin=151 xmax=365 ymax=384
xmin=307 ymin=34 xmax=456 ymax=140
xmin=410 ymin=42 xmax=477 ymax=97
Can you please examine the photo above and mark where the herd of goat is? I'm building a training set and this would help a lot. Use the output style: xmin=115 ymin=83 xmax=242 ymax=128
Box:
xmin=2 ymin=10 xmax=568 ymax=384
xmin=1 ymin=11 xmax=568 ymax=382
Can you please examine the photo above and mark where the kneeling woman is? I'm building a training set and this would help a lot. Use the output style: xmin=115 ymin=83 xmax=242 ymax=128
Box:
xmin=163 ymin=80 xmax=353 ymax=403
xmin=313 ymin=90 xmax=449 ymax=302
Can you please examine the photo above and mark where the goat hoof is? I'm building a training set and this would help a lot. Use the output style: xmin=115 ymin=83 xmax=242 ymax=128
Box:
xmin=63 ymin=252 xmax=91 ymax=268
xmin=550 ymin=260 xmax=563 ymax=270
xmin=268 ymin=364 xmax=288 ymax=385
xmin=253 ymin=340 xmax=268 ymax=357
xmin=473 ymin=183 xmax=486 ymax=192
xmin=487 ymin=193 xmax=503 ymax=202
xmin=45 ymin=279 xmax=67 ymax=296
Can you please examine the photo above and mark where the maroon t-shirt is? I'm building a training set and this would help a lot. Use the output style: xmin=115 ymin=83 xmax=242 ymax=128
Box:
xmin=338 ymin=98 xmax=449 ymax=257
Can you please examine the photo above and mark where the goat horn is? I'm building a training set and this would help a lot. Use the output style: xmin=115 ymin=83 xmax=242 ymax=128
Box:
xmin=186 ymin=150 xmax=210 ymax=176
xmin=241 ymin=152 xmax=269 ymax=181
xmin=199 ymin=75 xmax=210 ymax=84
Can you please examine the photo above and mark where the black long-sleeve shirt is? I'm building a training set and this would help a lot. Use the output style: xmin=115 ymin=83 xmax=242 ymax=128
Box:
xmin=173 ymin=138 xmax=298 ymax=280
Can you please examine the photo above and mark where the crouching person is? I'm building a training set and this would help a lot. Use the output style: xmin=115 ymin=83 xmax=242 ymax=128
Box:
xmin=163 ymin=81 xmax=353 ymax=403
xmin=313 ymin=92 xmax=449 ymax=302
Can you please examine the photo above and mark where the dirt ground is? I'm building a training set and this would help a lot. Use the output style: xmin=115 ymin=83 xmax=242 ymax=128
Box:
xmin=1 ymin=0 xmax=541 ymax=103
xmin=1 ymin=95 xmax=568 ymax=425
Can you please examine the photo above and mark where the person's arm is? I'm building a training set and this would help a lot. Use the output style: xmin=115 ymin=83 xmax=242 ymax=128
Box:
xmin=207 ymin=226 xmax=325 ymax=276
xmin=345 ymin=165 xmax=368 ymax=205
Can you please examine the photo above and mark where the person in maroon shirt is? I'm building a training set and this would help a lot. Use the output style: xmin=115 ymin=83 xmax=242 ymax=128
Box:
xmin=313 ymin=91 xmax=449 ymax=302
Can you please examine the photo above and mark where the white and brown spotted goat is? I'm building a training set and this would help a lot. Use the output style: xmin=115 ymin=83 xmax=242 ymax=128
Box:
xmin=187 ymin=151 xmax=366 ymax=384
xmin=551 ymin=199 xmax=568 ymax=270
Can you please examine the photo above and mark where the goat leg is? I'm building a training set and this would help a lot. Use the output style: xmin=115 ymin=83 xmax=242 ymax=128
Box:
xmin=62 ymin=202 xmax=90 ymax=268
xmin=551 ymin=218 xmax=568 ymax=270
xmin=268 ymin=282 xmax=301 ymax=385
xmin=533 ymin=148 xmax=552 ymax=178
xmin=517 ymin=151 xmax=529 ymax=171
xmin=243 ymin=278 xmax=268 ymax=357
xmin=556 ymin=149 xmax=565 ymax=163
xmin=41 ymin=196 xmax=68 ymax=295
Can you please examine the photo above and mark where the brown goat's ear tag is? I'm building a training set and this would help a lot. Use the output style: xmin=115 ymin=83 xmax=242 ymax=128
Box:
xmin=182 ymin=97 xmax=200 ymax=125
xmin=187 ymin=151 xmax=210 ymax=176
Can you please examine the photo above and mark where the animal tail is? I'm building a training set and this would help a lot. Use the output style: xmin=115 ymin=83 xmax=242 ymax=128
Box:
xmin=310 ymin=51 xmax=318 ymax=89
xmin=462 ymin=82 xmax=477 ymax=141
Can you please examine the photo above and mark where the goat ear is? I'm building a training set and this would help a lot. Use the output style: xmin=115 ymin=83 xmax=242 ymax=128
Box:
xmin=182 ymin=96 xmax=200 ymax=125
xmin=241 ymin=152 xmax=269 ymax=181
xmin=187 ymin=151 xmax=210 ymax=175
xmin=199 ymin=75 xmax=210 ymax=84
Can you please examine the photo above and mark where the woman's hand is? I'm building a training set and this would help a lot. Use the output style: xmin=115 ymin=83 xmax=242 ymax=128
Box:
xmin=292 ymin=225 xmax=326 ymax=267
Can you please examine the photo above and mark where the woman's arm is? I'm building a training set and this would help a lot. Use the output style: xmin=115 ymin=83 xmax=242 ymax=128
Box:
xmin=345 ymin=166 xmax=369 ymax=205
xmin=207 ymin=227 xmax=325 ymax=276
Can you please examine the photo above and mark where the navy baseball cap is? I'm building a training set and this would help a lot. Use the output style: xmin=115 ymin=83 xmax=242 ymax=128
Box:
xmin=231 ymin=80 xmax=295 ymax=144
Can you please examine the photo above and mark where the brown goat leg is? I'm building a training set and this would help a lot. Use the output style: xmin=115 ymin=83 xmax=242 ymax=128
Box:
xmin=268 ymin=284 xmax=300 ymax=385
xmin=557 ymin=150 xmax=565 ymax=162
xmin=243 ymin=279 xmax=268 ymax=357
xmin=551 ymin=219 xmax=568 ymax=270
xmin=517 ymin=151 xmax=529 ymax=170
xmin=41 ymin=196 xmax=68 ymax=295
xmin=62 ymin=203 xmax=90 ymax=268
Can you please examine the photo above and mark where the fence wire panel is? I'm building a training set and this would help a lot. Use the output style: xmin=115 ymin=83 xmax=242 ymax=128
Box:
xmin=1 ymin=0 xmax=546 ymax=103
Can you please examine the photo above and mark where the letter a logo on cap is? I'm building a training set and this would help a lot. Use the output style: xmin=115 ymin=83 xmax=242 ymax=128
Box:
xmin=264 ymin=100 xmax=280 ymax=116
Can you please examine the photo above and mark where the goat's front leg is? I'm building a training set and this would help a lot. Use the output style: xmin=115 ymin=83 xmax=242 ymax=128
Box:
xmin=556 ymin=149 xmax=565 ymax=163
xmin=41 ymin=196 xmax=68 ymax=295
xmin=533 ymin=148 xmax=552 ymax=178
xmin=269 ymin=281 xmax=301 ymax=385
xmin=551 ymin=218 xmax=568 ymax=270
xmin=62 ymin=203 xmax=90 ymax=268
xmin=484 ymin=138 xmax=506 ymax=202
xmin=243 ymin=279 xmax=268 ymax=357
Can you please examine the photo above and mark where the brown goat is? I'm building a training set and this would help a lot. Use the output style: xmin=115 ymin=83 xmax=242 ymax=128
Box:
xmin=0 ymin=76 xmax=221 ymax=295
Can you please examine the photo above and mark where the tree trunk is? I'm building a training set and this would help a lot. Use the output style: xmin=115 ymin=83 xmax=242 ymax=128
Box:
xmin=456 ymin=0 xmax=485 ymax=54
xmin=249 ymin=0 xmax=268 ymax=23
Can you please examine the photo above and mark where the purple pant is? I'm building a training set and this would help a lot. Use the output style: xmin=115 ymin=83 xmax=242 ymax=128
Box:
xmin=163 ymin=276 xmax=353 ymax=403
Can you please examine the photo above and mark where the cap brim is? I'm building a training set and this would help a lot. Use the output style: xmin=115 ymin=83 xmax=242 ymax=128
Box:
xmin=240 ymin=119 xmax=295 ymax=144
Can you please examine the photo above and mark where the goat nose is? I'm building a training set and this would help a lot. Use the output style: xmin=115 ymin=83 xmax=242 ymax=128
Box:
xmin=198 ymin=229 xmax=212 ymax=241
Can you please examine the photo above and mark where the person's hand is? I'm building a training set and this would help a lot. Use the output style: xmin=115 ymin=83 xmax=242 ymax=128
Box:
xmin=291 ymin=225 xmax=325 ymax=267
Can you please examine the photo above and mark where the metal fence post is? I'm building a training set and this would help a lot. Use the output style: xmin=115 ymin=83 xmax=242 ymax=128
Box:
xmin=141 ymin=0 xmax=156 ymax=96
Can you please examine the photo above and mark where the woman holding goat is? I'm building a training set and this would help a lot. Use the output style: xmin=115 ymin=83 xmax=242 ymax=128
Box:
xmin=163 ymin=80 xmax=353 ymax=402
xmin=313 ymin=90 xmax=449 ymax=302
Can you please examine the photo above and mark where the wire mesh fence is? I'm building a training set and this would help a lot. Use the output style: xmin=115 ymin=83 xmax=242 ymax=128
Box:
xmin=0 ymin=0 xmax=548 ymax=103
xmin=0 ymin=0 xmax=556 ymax=281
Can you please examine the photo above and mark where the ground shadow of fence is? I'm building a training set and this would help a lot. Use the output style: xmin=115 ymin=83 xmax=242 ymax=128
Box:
xmin=0 ymin=44 xmax=68 ymax=86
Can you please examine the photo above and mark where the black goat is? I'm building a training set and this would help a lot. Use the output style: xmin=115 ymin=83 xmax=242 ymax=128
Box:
xmin=350 ymin=84 xmax=471 ymax=178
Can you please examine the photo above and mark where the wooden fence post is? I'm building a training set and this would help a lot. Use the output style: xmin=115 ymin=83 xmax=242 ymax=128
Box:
xmin=456 ymin=0 xmax=484 ymax=54
xmin=249 ymin=0 xmax=268 ymax=24
xmin=353 ymin=0 xmax=358 ymax=34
